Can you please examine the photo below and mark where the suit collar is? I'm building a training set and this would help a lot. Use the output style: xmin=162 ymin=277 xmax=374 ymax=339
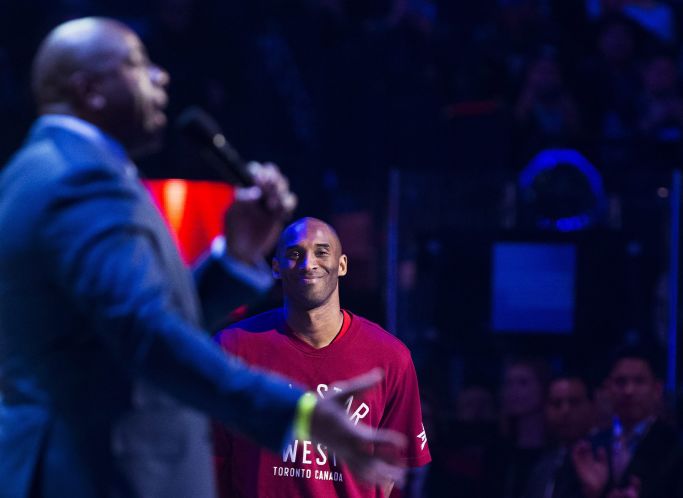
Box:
xmin=31 ymin=114 xmax=129 ymax=161
xmin=27 ymin=115 xmax=137 ymax=178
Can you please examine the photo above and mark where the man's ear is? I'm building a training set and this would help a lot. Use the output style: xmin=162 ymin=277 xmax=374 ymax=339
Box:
xmin=69 ymin=71 xmax=106 ymax=112
xmin=272 ymin=257 xmax=281 ymax=280
xmin=338 ymin=254 xmax=348 ymax=277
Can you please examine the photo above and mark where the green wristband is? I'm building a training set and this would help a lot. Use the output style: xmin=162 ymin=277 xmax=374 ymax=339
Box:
xmin=294 ymin=392 xmax=318 ymax=441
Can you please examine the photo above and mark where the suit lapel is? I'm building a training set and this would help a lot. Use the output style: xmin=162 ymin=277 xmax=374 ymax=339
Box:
xmin=27 ymin=118 xmax=203 ymax=328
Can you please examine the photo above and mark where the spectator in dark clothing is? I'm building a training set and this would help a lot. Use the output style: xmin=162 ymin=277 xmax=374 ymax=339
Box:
xmin=524 ymin=375 xmax=595 ymax=498
xmin=483 ymin=358 xmax=550 ymax=498
xmin=514 ymin=50 xmax=581 ymax=162
xmin=637 ymin=52 xmax=683 ymax=142
xmin=493 ymin=0 xmax=560 ymax=88
xmin=427 ymin=383 xmax=498 ymax=498
xmin=571 ymin=347 xmax=683 ymax=498
xmin=577 ymin=14 xmax=643 ymax=146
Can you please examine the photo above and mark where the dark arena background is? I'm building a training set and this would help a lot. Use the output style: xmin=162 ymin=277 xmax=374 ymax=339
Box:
xmin=3 ymin=1 xmax=683 ymax=497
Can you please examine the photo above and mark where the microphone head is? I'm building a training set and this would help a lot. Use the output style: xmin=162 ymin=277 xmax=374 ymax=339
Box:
xmin=175 ymin=106 xmax=251 ymax=186
xmin=176 ymin=106 xmax=223 ymax=148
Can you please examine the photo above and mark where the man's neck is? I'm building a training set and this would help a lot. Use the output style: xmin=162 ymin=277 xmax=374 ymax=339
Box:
xmin=284 ymin=298 xmax=343 ymax=349
xmin=38 ymin=112 xmax=130 ymax=163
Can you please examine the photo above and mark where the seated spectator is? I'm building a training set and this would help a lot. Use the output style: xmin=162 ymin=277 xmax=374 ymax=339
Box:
xmin=637 ymin=52 xmax=683 ymax=143
xmin=426 ymin=383 xmax=498 ymax=498
xmin=495 ymin=0 xmax=560 ymax=86
xmin=514 ymin=50 xmax=581 ymax=161
xmin=483 ymin=358 xmax=550 ymax=498
xmin=524 ymin=374 xmax=595 ymax=498
xmin=456 ymin=384 xmax=497 ymax=423
xmin=571 ymin=346 xmax=683 ymax=498
xmin=545 ymin=376 xmax=596 ymax=448
xmin=577 ymin=14 xmax=642 ymax=143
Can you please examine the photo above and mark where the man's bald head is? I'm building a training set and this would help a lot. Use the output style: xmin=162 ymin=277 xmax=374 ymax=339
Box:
xmin=32 ymin=17 xmax=130 ymax=109
xmin=30 ymin=17 xmax=169 ymax=155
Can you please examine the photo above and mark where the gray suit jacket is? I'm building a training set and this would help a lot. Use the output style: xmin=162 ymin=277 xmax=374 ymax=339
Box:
xmin=0 ymin=117 xmax=301 ymax=498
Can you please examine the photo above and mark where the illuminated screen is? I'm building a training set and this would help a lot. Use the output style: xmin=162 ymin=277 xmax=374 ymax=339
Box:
xmin=144 ymin=179 xmax=234 ymax=264
xmin=491 ymin=242 xmax=576 ymax=333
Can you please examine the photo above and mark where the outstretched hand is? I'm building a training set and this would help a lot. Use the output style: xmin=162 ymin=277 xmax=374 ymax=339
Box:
xmin=309 ymin=369 xmax=407 ymax=487
xmin=572 ymin=440 xmax=609 ymax=498
xmin=224 ymin=162 xmax=297 ymax=265
xmin=607 ymin=476 xmax=641 ymax=498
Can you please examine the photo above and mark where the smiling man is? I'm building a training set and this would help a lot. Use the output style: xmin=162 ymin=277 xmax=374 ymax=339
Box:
xmin=214 ymin=217 xmax=431 ymax=497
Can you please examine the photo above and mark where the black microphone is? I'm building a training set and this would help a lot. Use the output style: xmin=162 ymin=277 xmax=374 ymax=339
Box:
xmin=176 ymin=107 xmax=254 ymax=186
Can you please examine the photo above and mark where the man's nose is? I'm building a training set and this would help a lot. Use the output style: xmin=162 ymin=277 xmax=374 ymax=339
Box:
xmin=150 ymin=64 xmax=169 ymax=87
xmin=299 ymin=253 xmax=317 ymax=270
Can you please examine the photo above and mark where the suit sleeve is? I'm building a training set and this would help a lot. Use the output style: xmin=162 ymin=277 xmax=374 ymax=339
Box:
xmin=37 ymin=168 xmax=302 ymax=451
xmin=193 ymin=244 xmax=273 ymax=332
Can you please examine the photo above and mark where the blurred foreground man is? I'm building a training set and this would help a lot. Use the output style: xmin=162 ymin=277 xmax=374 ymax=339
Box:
xmin=214 ymin=217 xmax=431 ymax=497
xmin=0 ymin=18 xmax=404 ymax=498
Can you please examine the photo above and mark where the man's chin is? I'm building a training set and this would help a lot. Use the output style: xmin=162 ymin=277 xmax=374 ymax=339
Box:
xmin=290 ymin=294 xmax=326 ymax=311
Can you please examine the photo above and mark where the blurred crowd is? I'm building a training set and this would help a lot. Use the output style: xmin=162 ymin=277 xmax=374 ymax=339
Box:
xmin=423 ymin=346 xmax=683 ymax=498
xmin=3 ymin=1 xmax=683 ymax=212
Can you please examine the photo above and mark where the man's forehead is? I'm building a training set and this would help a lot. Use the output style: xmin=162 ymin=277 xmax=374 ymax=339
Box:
xmin=67 ymin=23 xmax=141 ymax=72
xmin=284 ymin=220 xmax=338 ymax=245
xmin=612 ymin=358 xmax=650 ymax=373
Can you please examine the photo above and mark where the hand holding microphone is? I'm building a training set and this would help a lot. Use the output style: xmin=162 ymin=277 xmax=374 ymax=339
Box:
xmin=237 ymin=162 xmax=297 ymax=220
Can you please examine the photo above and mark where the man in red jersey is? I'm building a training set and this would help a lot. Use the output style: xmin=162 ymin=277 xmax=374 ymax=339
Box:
xmin=214 ymin=217 xmax=431 ymax=497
